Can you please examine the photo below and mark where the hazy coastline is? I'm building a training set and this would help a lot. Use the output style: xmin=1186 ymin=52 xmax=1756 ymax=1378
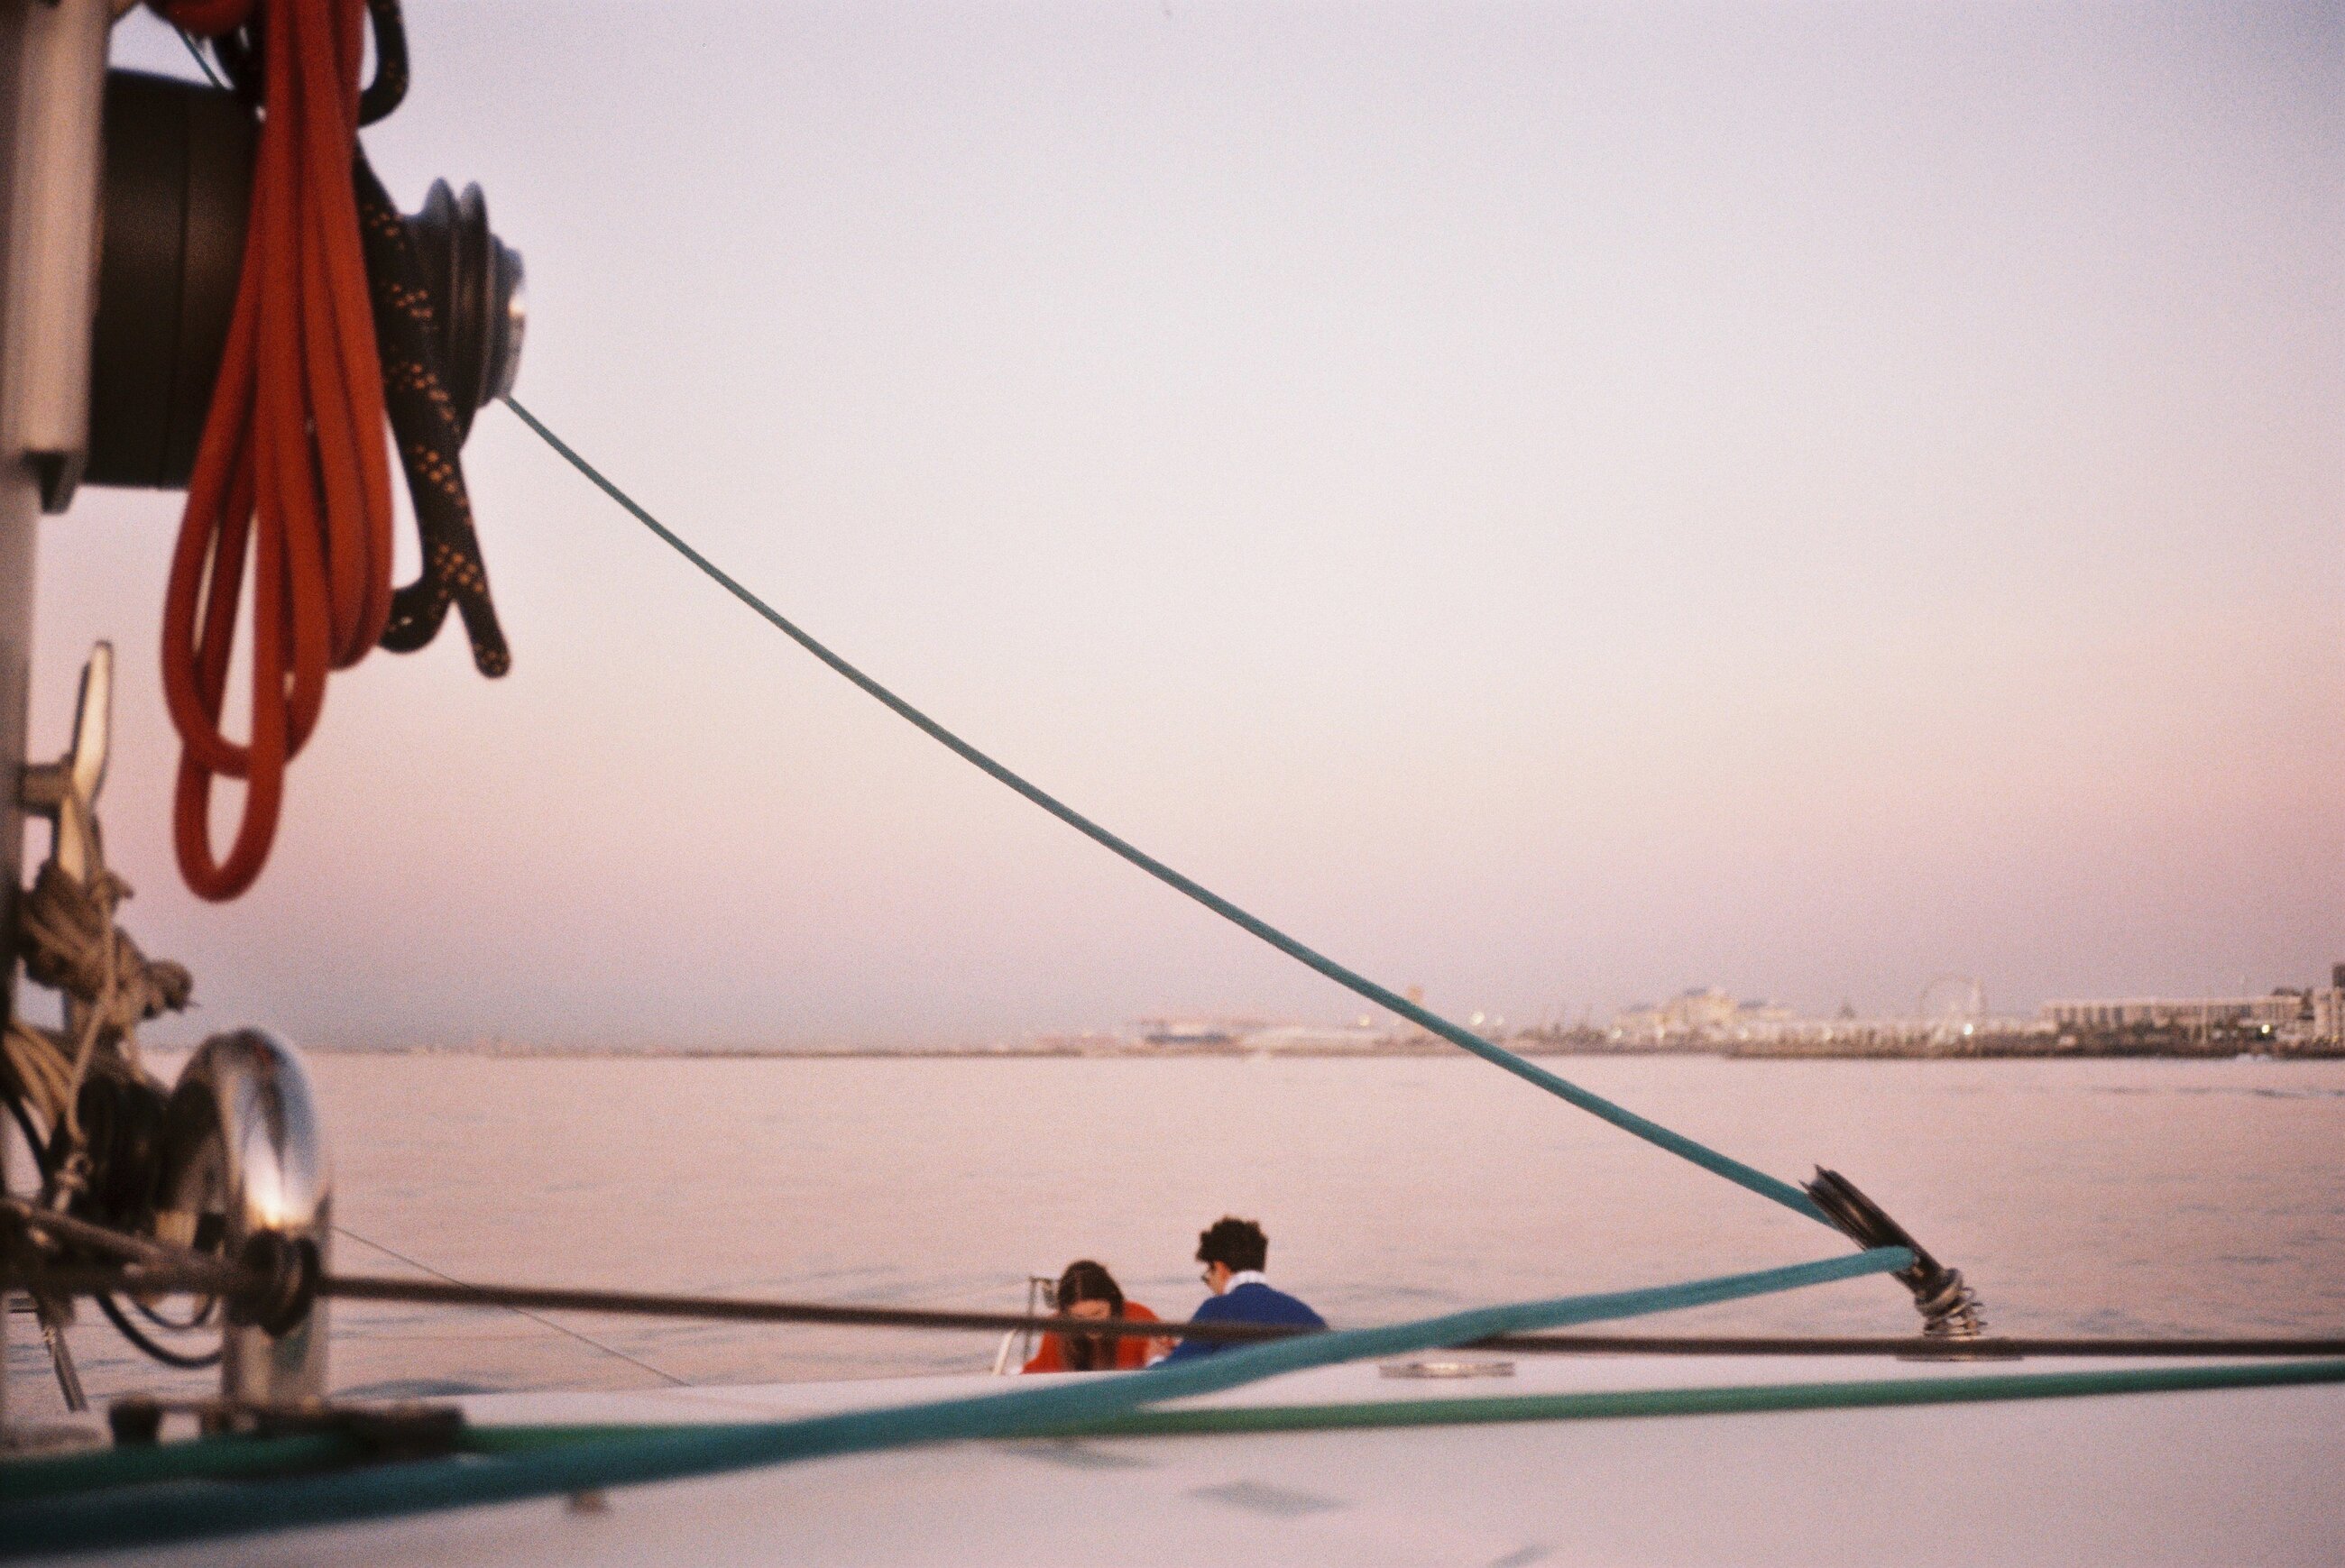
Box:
xmin=283 ymin=1031 xmax=2345 ymax=1061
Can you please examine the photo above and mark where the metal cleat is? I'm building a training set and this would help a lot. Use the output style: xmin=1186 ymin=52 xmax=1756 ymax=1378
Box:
xmin=17 ymin=641 xmax=110 ymax=885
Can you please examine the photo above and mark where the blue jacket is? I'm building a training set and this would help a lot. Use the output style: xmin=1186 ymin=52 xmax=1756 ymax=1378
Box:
xmin=1156 ymin=1279 xmax=1326 ymax=1365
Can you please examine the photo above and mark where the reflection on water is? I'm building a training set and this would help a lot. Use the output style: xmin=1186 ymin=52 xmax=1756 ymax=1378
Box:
xmin=22 ymin=1054 xmax=2345 ymax=1400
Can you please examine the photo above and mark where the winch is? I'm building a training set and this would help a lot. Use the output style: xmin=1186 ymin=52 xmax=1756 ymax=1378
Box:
xmin=84 ymin=69 xmax=523 ymax=491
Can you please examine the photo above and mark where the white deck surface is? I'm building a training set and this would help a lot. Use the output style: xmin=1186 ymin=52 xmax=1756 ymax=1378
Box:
xmin=93 ymin=1352 xmax=2345 ymax=1567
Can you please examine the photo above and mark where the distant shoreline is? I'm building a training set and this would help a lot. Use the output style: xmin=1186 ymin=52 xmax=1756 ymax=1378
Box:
xmin=273 ymin=1038 xmax=2345 ymax=1062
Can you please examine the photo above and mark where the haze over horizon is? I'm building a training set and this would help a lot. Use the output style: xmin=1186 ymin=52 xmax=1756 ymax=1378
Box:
xmin=23 ymin=2 xmax=2340 ymax=1050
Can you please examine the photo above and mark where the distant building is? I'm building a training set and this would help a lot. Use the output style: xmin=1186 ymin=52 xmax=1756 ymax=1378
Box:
xmin=1579 ymin=968 xmax=2344 ymax=1058
xmin=2311 ymin=963 xmax=2345 ymax=1044
xmin=2313 ymin=986 xmax=2345 ymax=1044
xmin=2040 ymin=995 xmax=2301 ymax=1032
xmin=1609 ymin=983 xmax=2041 ymax=1052
xmin=2041 ymin=966 xmax=2345 ymax=1049
xmin=1613 ymin=988 xmax=1829 ymax=1046
xmin=1614 ymin=987 xmax=1766 ymax=1040
xmin=2307 ymin=960 xmax=2345 ymax=1045
xmin=1126 ymin=1018 xmax=1408 ymax=1054
xmin=1131 ymin=1019 xmax=1243 ymax=1050
xmin=1237 ymin=1022 xmax=1401 ymax=1055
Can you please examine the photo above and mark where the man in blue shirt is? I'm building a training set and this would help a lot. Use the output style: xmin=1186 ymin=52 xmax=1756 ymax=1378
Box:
xmin=1155 ymin=1216 xmax=1324 ymax=1365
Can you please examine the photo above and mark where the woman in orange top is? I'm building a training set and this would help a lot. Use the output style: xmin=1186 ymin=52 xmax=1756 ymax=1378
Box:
xmin=1023 ymin=1260 xmax=1168 ymax=1372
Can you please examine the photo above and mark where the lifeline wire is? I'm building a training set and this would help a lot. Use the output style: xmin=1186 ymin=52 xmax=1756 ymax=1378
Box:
xmin=13 ymin=1243 xmax=2339 ymax=1358
xmin=500 ymin=395 xmax=1825 ymax=1225
xmin=330 ymin=1224 xmax=689 ymax=1389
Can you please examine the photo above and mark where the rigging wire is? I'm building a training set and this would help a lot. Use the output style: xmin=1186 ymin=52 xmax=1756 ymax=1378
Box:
xmin=499 ymin=394 xmax=1828 ymax=1225
xmin=329 ymin=1224 xmax=688 ymax=1389
xmin=308 ymin=1273 xmax=2345 ymax=1359
xmin=11 ymin=1224 xmax=2340 ymax=1360
xmin=172 ymin=23 xmax=225 ymax=88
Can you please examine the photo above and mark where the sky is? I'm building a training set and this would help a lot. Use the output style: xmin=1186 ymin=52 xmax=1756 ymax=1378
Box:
xmin=25 ymin=2 xmax=2342 ymax=1049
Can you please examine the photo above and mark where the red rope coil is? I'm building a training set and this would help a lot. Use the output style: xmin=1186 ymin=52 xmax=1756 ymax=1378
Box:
xmin=157 ymin=0 xmax=393 ymax=900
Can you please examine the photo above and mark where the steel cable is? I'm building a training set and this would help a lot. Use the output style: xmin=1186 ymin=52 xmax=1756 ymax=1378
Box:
xmin=330 ymin=1224 xmax=686 ymax=1388
xmin=500 ymin=395 xmax=1829 ymax=1224
xmin=11 ymin=1242 xmax=2340 ymax=1360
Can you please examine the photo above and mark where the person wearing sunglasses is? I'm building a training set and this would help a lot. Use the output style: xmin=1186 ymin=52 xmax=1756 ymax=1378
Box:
xmin=1154 ymin=1215 xmax=1324 ymax=1366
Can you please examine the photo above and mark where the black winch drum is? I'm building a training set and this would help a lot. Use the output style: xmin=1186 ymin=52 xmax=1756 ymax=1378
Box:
xmin=86 ymin=69 xmax=524 ymax=491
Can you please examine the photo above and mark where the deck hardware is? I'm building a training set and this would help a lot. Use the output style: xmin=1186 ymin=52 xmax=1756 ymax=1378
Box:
xmin=154 ymin=1032 xmax=334 ymax=1402
xmin=107 ymin=1392 xmax=463 ymax=1460
xmin=10 ymin=645 xmax=192 ymax=1399
xmin=1380 ymin=1359 xmax=1516 ymax=1380
xmin=87 ymin=72 xmax=526 ymax=491
xmin=1804 ymin=1169 xmax=1985 ymax=1339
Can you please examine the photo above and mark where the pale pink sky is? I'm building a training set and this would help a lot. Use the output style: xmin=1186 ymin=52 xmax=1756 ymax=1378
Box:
xmin=27 ymin=2 xmax=2341 ymax=1048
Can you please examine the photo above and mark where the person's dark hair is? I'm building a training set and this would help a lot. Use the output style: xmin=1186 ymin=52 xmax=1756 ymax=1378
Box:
xmin=1195 ymin=1216 xmax=1268 ymax=1275
xmin=1054 ymin=1259 xmax=1126 ymax=1371
xmin=1056 ymin=1259 xmax=1125 ymax=1315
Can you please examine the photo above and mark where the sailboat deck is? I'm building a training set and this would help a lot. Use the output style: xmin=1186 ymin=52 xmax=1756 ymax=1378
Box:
xmin=92 ymin=1352 xmax=2345 ymax=1567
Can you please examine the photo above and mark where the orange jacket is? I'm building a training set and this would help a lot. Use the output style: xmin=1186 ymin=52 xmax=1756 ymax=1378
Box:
xmin=1022 ymin=1301 xmax=1164 ymax=1373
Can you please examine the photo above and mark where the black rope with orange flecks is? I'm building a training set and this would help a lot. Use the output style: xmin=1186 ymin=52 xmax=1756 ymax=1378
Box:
xmin=225 ymin=0 xmax=508 ymax=672
xmin=354 ymin=153 xmax=510 ymax=674
xmin=159 ymin=0 xmax=508 ymax=903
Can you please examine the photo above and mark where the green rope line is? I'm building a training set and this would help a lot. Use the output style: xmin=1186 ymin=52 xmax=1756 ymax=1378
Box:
xmin=453 ymin=1354 xmax=2345 ymax=1444
xmin=0 ymin=1249 xmax=1905 ymax=1555
xmin=500 ymin=395 xmax=1825 ymax=1224
xmin=1030 ymin=1356 xmax=2345 ymax=1438
xmin=0 ymin=1435 xmax=352 ymax=1508
xmin=20 ymin=1351 xmax=2337 ymax=1519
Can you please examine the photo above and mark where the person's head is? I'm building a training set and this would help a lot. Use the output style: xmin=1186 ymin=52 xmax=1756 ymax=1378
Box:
xmin=1195 ymin=1216 xmax=1268 ymax=1293
xmin=1053 ymin=1260 xmax=1126 ymax=1369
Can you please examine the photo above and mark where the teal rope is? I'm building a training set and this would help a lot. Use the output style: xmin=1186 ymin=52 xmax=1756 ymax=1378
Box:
xmin=28 ymin=1349 xmax=2331 ymax=1516
xmin=471 ymin=1357 xmax=2345 ymax=1446
xmin=0 ymin=1435 xmax=351 ymax=1508
xmin=1031 ymin=1355 xmax=2345 ymax=1437
xmin=0 ymin=1249 xmax=1907 ymax=1555
xmin=500 ymin=396 xmax=1825 ymax=1224
xmin=450 ymin=1351 xmax=2345 ymax=1444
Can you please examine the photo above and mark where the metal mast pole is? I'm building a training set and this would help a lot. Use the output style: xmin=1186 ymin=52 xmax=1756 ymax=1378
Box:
xmin=0 ymin=0 xmax=113 ymax=1434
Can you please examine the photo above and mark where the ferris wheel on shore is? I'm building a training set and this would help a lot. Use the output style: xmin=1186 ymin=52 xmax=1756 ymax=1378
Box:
xmin=1918 ymin=974 xmax=1987 ymax=1025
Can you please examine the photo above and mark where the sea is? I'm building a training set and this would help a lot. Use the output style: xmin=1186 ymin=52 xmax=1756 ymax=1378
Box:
xmin=11 ymin=1053 xmax=2345 ymax=1406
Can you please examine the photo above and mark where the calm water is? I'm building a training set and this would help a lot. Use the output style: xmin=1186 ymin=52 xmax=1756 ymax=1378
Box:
xmin=15 ymin=1054 xmax=2345 ymax=1403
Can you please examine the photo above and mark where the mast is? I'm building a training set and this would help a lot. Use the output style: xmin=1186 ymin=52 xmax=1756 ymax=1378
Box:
xmin=0 ymin=0 xmax=109 ymax=1427
xmin=0 ymin=2 xmax=523 ymax=1426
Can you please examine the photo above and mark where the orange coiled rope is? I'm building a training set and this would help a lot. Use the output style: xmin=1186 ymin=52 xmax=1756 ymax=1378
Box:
xmin=158 ymin=0 xmax=393 ymax=901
